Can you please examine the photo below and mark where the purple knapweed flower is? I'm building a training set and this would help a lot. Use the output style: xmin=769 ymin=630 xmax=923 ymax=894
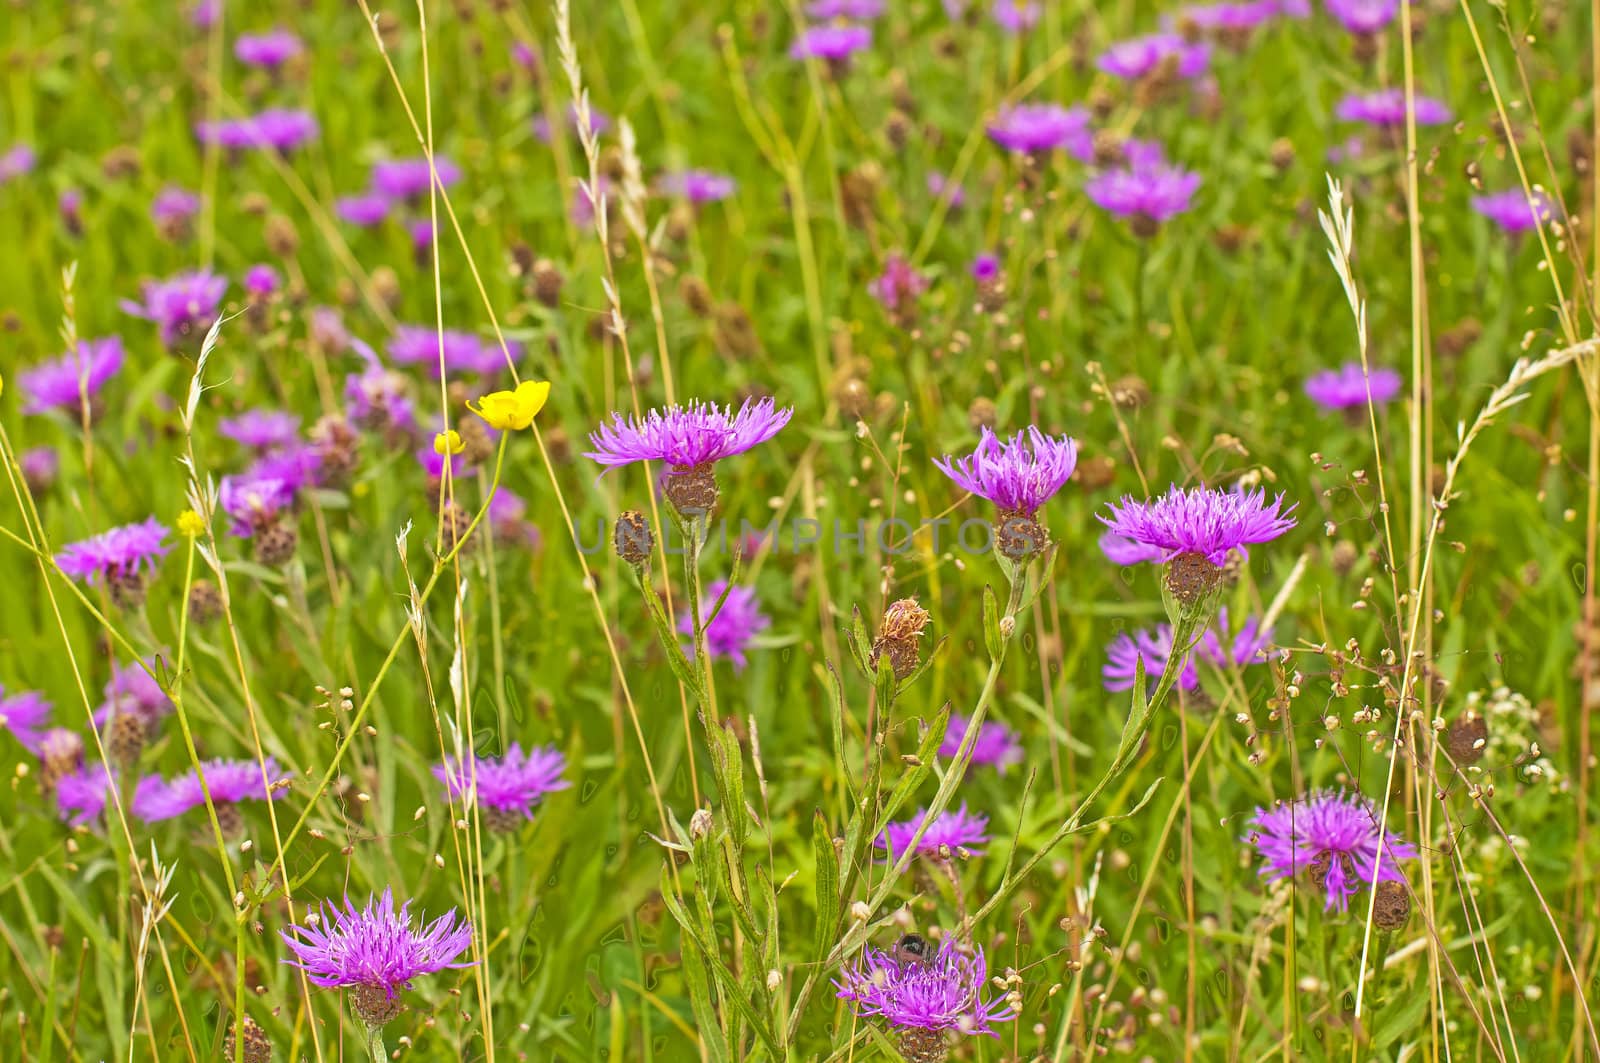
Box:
xmin=247 ymin=108 xmax=319 ymax=151
xmin=1099 ymin=484 xmax=1296 ymax=566
xmin=190 ymin=0 xmax=220 ymax=29
xmin=219 ymin=475 xmax=295 ymax=536
xmin=585 ymin=398 xmax=793 ymax=471
xmin=345 ymin=347 xmax=416 ymax=438
xmin=1325 ymin=0 xmax=1397 ymax=34
xmin=59 ymin=188 xmax=84 ymax=232
xmin=790 ymin=24 xmax=873 ymax=62
xmin=1247 ymin=790 xmax=1417 ymax=911
xmin=121 ymin=270 xmax=228 ymax=347
xmin=20 ymin=446 xmax=59 ymax=492
xmin=1335 ymin=89 xmax=1452 ymax=127
xmin=679 ymin=580 xmax=769 ymax=670
xmin=151 ymin=186 xmax=201 ymax=227
xmin=95 ymin=658 xmax=172 ymax=730
xmin=280 ymin=889 xmax=476 ymax=1022
xmin=877 ymin=804 xmax=990 ymax=860
xmin=433 ymin=743 xmax=568 ymax=826
xmin=18 ymin=336 xmax=124 ymax=415
xmin=0 ymin=143 xmax=35 ymax=183
xmin=531 ymin=103 xmax=611 ymax=143
xmin=246 ymin=442 xmax=323 ymax=495
xmin=940 ymin=713 xmax=1023 ymax=774
xmin=56 ymin=765 xmax=114 ymax=826
xmin=0 ymin=688 xmax=52 ymax=754
xmin=56 ymin=518 xmax=170 ymax=591
xmin=933 ymin=426 xmax=1078 ymax=517
xmin=487 ymin=489 xmax=541 ymax=548
xmin=244 ymin=264 xmax=281 ymax=298
xmin=836 ymin=936 xmax=1015 ymax=1041
xmin=1099 ymin=532 xmax=1166 ymax=566
xmin=235 ymin=28 xmax=302 ymax=68
xmin=336 ymin=193 xmax=392 ymax=227
xmin=133 ymin=757 xmax=284 ymax=822
xmin=1085 ymin=161 xmax=1201 ymax=235
xmin=992 ymin=0 xmax=1041 ymax=32
xmin=987 ymin=103 xmax=1094 ymax=159
xmin=971 ymin=253 xmax=1001 ymax=283
xmin=220 ymin=409 xmax=300 ymax=451
xmin=807 ymin=0 xmax=885 ymax=17
xmin=1103 ymin=624 xmax=1200 ymax=692
xmin=1179 ymin=1 xmax=1282 ymax=32
xmin=1198 ymin=609 xmax=1274 ymax=670
xmin=1304 ymin=362 xmax=1403 ymax=412
xmin=387 ymin=325 xmax=504 ymax=378
xmin=371 ymin=157 xmax=462 ymax=202
xmin=1097 ymin=33 xmax=1210 ymax=80
xmin=868 ymin=254 xmax=929 ymax=319
xmin=658 ymin=169 xmax=736 ymax=203
xmin=927 ymin=171 xmax=966 ymax=208
xmin=1471 ymin=188 xmax=1553 ymax=235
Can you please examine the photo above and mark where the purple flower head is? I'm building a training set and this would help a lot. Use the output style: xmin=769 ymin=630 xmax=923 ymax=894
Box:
xmin=336 ymin=193 xmax=392 ymax=227
xmin=247 ymin=443 xmax=324 ymax=494
xmin=434 ymin=743 xmax=569 ymax=821
xmin=408 ymin=218 xmax=436 ymax=254
xmin=1304 ymin=362 xmax=1403 ymax=412
xmin=59 ymin=188 xmax=84 ymax=224
xmin=927 ymin=171 xmax=966 ymax=208
xmin=56 ymin=765 xmax=114 ymax=826
xmin=195 ymin=117 xmax=258 ymax=152
xmin=151 ymin=186 xmax=201 ymax=226
xmin=246 ymin=108 xmax=320 ymax=151
xmin=311 ymin=306 xmax=351 ymax=353
xmin=1099 ymin=532 xmax=1166 ymax=566
xmin=18 ymin=336 xmax=124 ymax=415
xmin=20 ymin=446 xmax=59 ymax=491
xmin=1198 ymin=608 xmax=1274 ymax=670
xmin=0 ymin=143 xmax=36 ymax=183
xmin=488 ymin=489 xmax=541 ymax=548
xmin=416 ymin=444 xmax=464 ymax=482
xmin=1097 ymin=33 xmax=1210 ymax=80
xmin=531 ymin=103 xmax=611 ymax=143
xmin=280 ymin=888 xmax=476 ymax=998
xmin=790 ymin=24 xmax=873 ymax=61
xmin=1085 ymin=162 xmax=1201 ymax=232
xmin=220 ymin=408 xmax=301 ymax=451
xmin=190 ymin=0 xmax=220 ymax=29
xmin=678 ymin=581 xmax=769 ymax=670
xmin=96 ymin=658 xmax=173 ymax=729
xmin=0 ymin=688 xmax=53 ymax=754
xmin=345 ymin=344 xmax=417 ymax=437
xmin=987 ymin=103 xmax=1094 ymax=159
xmin=121 ymin=270 xmax=228 ymax=347
xmin=388 ymin=325 xmax=503 ymax=378
xmin=1179 ymin=1 xmax=1282 ymax=31
xmin=1103 ymin=624 xmax=1200 ymax=692
xmin=585 ymin=397 xmax=793 ymax=471
xmin=219 ymin=475 xmax=295 ymax=536
xmin=940 ymin=713 xmax=1023 ymax=774
xmin=371 ymin=157 xmax=461 ymax=202
xmin=808 ymin=0 xmax=885 ymax=16
xmin=1246 ymin=790 xmax=1417 ymax=911
xmin=1099 ymin=484 xmax=1296 ymax=566
xmin=992 ymin=0 xmax=1041 ymax=32
xmin=235 ymin=28 xmax=302 ymax=68
xmin=1325 ymin=0 xmax=1397 ymax=34
xmin=658 ymin=169 xmax=736 ymax=203
xmin=1471 ymin=188 xmax=1553 ymax=235
xmin=56 ymin=518 xmax=170 ymax=587
xmin=868 ymin=254 xmax=929 ymax=314
xmin=933 ymin=426 xmax=1078 ymax=517
xmin=134 ymin=757 xmax=284 ymax=822
xmin=877 ymin=804 xmax=990 ymax=859
xmin=836 ymin=936 xmax=1015 ymax=1036
xmin=244 ymin=264 xmax=281 ymax=298
xmin=971 ymin=253 xmax=1001 ymax=283
xmin=511 ymin=41 xmax=538 ymax=70
xmin=1335 ymin=89 xmax=1452 ymax=128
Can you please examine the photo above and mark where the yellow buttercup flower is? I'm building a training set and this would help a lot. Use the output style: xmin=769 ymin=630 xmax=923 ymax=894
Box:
xmin=176 ymin=509 xmax=207 ymax=538
xmin=433 ymin=429 xmax=465 ymax=455
xmin=467 ymin=380 xmax=551 ymax=431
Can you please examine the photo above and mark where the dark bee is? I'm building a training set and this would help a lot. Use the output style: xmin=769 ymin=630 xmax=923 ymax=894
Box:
xmin=890 ymin=933 xmax=931 ymax=967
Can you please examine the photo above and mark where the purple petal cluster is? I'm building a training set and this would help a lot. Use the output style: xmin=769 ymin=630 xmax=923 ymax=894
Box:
xmin=433 ymin=743 xmax=569 ymax=819
xmin=134 ymin=757 xmax=285 ymax=822
xmin=151 ymin=186 xmax=201 ymax=225
xmin=1102 ymin=624 xmax=1199 ymax=692
xmin=679 ymin=581 xmax=770 ymax=670
xmin=987 ymin=103 xmax=1095 ymax=160
xmin=336 ymin=193 xmax=392 ymax=227
xmin=807 ymin=0 xmax=884 ymax=16
xmin=219 ymin=475 xmax=296 ymax=536
xmin=1304 ymin=362 xmax=1403 ymax=412
xmin=1325 ymin=0 xmax=1397 ymax=34
xmin=1099 ymin=484 xmax=1296 ymax=566
xmin=388 ymin=325 xmax=507 ymax=378
xmin=586 ymin=397 xmax=793 ymax=470
xmin=992 ymin=0 xmax=1041 ymax=33
xmin=836 ymin=936 xmax=1014 ymax=1035
xmin=345 ymin=344 xmax=417 ymax=437
xmin=280 ymin=888 xmax=475 ymax=995
xmin=371 ymin=157 xmax=462 ymax=202
xmin=1085 ymin=161 xmax=1201 ymax=230
xmin=658 ymin=169 xmax=736 ymax=203
xmin=0 ymin=143 xmax=35 ymax=183
xmin=790 ymin=24 xmax=873 ymax=61
xmin=1335 ymin=89 xmax=1452 ymax=128
xmin=18 ymin=336 xmax=125 ymax=415
xmin=868 ymin=254 xmax=929 ymax=313
xmin=940 ymin=713 xmax=1024 ymax=774
xmin=1247 ymin=790 xmax=1417 ymax=911
xmin=933 ymin=426 xmax=1078 ymax=516
xmin=532 ymin=103 xmax=612 ymax=143
xmin=876 ymin=804 xmax=990 ymax=859
xmin=0 ymin=688 xmax=53 ymax=754
xmin=95 ymin=658 xmax=173 ymax=729
xmin=1099 ymin=532 xmax=1166 ymax=566
xmin=56 ymin=765 xmax=114 ymax=826
xmin=1471 ymin=188 xmax=1553 ymax=234
xmin=221 ymin=409 xmax=302 ymax=451
xmin=56 ymin=518 xmax=171 ymax=586
xmin=1179 ymin=1 xmax=1283 ymax=31
xmin=196 ymin=109 xmax=320 ymax=153
xmin=235 ymin=28 xmax=303 ymax=68
xmin=121 ymin=270 xmax=228 ymax=347
xmin=1097 ymin=33 xmax=1210 ymax=80
xmin=1198 ymin=609 xmax=1275 ymax=669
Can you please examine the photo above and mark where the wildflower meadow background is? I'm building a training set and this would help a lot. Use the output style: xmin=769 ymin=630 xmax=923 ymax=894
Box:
xmin=1 ymin=0 xmax=1597 ymax=1060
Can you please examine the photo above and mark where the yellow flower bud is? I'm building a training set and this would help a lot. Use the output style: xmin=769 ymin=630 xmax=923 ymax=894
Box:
xmin=176 ymin=510 xmax=207 ymax=538
xmin=467 ymin=380 xmax=551 ymax=431
xmin=433 ymin=429 xmax=465 ymax=455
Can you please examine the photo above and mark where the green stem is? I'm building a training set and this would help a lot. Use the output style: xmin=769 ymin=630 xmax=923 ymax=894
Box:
xmin=366 ymin=1025 xmax=387 ymax=1063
